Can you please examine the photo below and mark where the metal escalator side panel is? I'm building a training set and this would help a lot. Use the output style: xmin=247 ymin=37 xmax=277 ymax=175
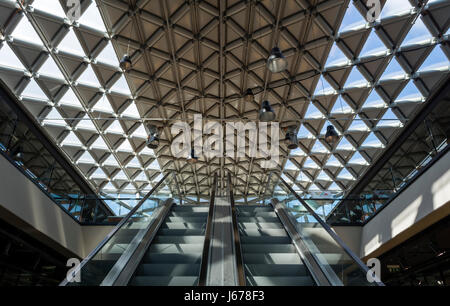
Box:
xmin=198 ymin=173 xmax=217 ymax=286
xmin=229 ymin=173 xmax=246 ymax=286
xmin=100 ymin=199 xmax=175 ymax=286
xmin=271 ymin=200 xmax=338 ymax=286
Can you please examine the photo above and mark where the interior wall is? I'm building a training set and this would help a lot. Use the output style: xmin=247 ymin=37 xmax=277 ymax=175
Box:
xmin=360 ymin=150 xmax=450 ymax=259
xmin=0 ymin=154 xmax=112 ymax=258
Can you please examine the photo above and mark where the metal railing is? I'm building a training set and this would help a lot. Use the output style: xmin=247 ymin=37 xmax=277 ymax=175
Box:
xmin=277 ymin=174 xmax=385 ymax=286
xmin=198 ymin=172 xmax=217 ymax=286
xmin=228 ymin=173 xmax=246 ymax=286
xmin=60 ymin=172 xmax=172 ymax=286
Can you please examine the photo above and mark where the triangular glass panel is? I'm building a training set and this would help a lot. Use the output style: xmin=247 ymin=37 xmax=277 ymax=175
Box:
xmin=147 ymin=159 xmax=161 ymax=170
xmin=57 ymin=28 xmax=85 ymax=56
xmin=303 ymin=157 xmax=320 ymax=169
xmin=43 ymin=108 xmax=66 ymax=126
xmin=92 ymin=94 xmax=113 ymax=113
xmin=311 ymin=141 xmax=329 ymax=154
xmin=344 ymin=66 xmax=368 ymax=87
xmin=360 ymin=30 xmax=388 ymax=57
xmin=105 ymin=120 xmax=125 ymax=134
xmin=126 ymin=157 xmax=142 ymax=168
xmin=284 ymin=160 xmax=298 ymax=170
xmin=339 ymin=3 xmax=366 ymax=32
xmin=121 ymin=102 xmax=140 ymax=118
xmin=348 ymin=151 xmax=369 ymax=165
xmin=298 ymin=124 xmax=314 ymax=138
xmin=22 ymin=79 xmax=48 ymax=100
xmin=113 ymin=170 xmax=128 ymax=180
xmin=376 ymin=108 xmax=401 ymax=129
xmin=0 ymin=43 xmax=27 ymax=70
xmin=103 ymin=154 xmax=119 ymax=166
xmin=380 ymin=57 xmax=406 ymax=80
xmin=336 ymin=137 xmax=355 ymax=151
xmin=325 ymin=155 xmax=343 ymax=167
xmin=396 ymin=80 xmax=423 ymax=101
xmin=361 ymin=132 xmax=383 ymax=147
xmin=380 ymin=0 xmax=412 ymax=18
xmin=90 ymin=137 xmax=109 ymax=151
xmin=314 ymin=74 xmax=335 ymax=95
xmin=77 ymin=151 xmax=96 ymax=164
xmin=77 ymin=3 xmax=107 ymax=32
xmin=304 ymin=103 xmax=324 ymax=119
xmin=61 ymin=131 xmax=82 ymax=146
xmin=77 ymin=65 xmax=101 ymax=87
xmin=117 ymin=139 xmax=134 ymax=152
xmin=11 ymin=17 xmax=42 ymax=43
xmin=96 ymin=42 xmax=119 ymax=66
xmin=337 ymin=168 xmax=355 ymax=180
xmin=91 ymin=168 xmax=107 ymax=179
xmin=418 ymin=45 xmax=449 ymax=72
xmin=131 ymin=124 xmax=148 ymax=139
xmin=75 ymin=115 xmax=97 ymax=131
xmin=401 ymin=18 xmax=432 ymax=46
xmin=60 ymin=89 xmax=83 ymax=108
xmin=325 ymin=43 xmax=349 ymax=67
xmin=110 ymin=75 xmax=132 ymax=95
xmin=39 ymin=57 xmax=65 ymax=79
xmin=32 ymin=0 xmax=67 ymax=18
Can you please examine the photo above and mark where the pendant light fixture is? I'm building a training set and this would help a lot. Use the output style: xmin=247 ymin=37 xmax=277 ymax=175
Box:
xmin=259 ymin=100 xmax=276 ymax=122
xmin=267 ymin=47 xmax=288 ymax=73
xmin=325 ymin=125 xmax=339 ymax=144
xmin=120 ymin=55 xmax=132 ymax=72
xmin=10 ymin=145 xmax=23 ymax=163
xmin=284 ymin=126 xmax=299 ymax=150
xmin=244 ymin=88 xmax=255 ymax=103
xmin=146 ymin=125 xmax=160 ymax=149
xmin=187 ymin=148 xmax=199 ymax=164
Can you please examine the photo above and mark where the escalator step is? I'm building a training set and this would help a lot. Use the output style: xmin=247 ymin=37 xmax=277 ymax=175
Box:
xmin=242 ymin=253 xmax=303 ymax=265
xmin=158 ymin=229 xmax=205 ymax=236
xmin=154 ymin=235 xmax=205 ymax=244
xmin=135 ymin=264 xmax=200 ymax=276
xmin=143 ymin=253 xmax=202 ymax=264
xmin=240 ymin=236 xmax=291 ymax=244
xmin=166 ymin=217 xmax=208 ymax=222
xmin=130 ymin=276 xmax=199 ymax=286
xmin=242 ymin=244 xmax=297 ymax=253
xmin=161 ymin=222 xmax=206 ymax=229
xmin=148 ymin=243 xmax=204 ymax=254
xmin=237 ymin=216 xmax=280 ymax=223
xmin=246 ymin=276 xmax=314 ymax=286
xmin=244 ymin=264 xmax=309 ymax=277
xmin=238 ymin=222 xmax=283 ymax=229
xmin=239 ymin=228 xmax=289 ymax=237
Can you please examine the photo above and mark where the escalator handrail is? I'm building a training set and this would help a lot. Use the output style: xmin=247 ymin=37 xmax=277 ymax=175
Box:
xmin=277 ymin=175 xmax=385 ymax=286
xmin=198 ymin=172 xmax=218 ymax=286
xmin=227 ymin=173 xmax=246 ymax=286
xmin=60 ymin=172 xmax=172 ymax=286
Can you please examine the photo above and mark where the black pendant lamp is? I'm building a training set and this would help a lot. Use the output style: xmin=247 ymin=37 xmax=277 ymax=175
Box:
xmin=244 ymin=88 xmax=255 ymax=103
xmin=285 ymin=127 xmax=299 ymax=150
xmin=259 ymin=100 xmax=276 ymax=122
xmin=325 ymin=125 xmax=339 ymax=144
xmin=267 ymin=47 xmax=288 ymax=73
xmin=120 ymin=54 xmax=132 ymax=71
xmin=146 ymin=126 xmax=160 ymax=149
xmin=187 ymin=148 xmax=199 ymax=164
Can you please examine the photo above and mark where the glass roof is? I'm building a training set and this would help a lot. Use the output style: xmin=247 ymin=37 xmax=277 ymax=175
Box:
xmin=0 ymin=0 xmax=448 ymax=203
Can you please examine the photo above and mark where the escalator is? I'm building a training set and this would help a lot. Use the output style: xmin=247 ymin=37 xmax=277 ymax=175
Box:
xmin=61 ymin=173 xmax=383 ymax=286
xmin=237 ymin=205 xmax=315 ymax=286
xmin=129 ymin=205 xmax=209 ymax=286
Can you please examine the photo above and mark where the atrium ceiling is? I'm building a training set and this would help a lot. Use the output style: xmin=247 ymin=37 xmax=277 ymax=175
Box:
xmin=0 ymin=0 xmax=449 ymax=202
